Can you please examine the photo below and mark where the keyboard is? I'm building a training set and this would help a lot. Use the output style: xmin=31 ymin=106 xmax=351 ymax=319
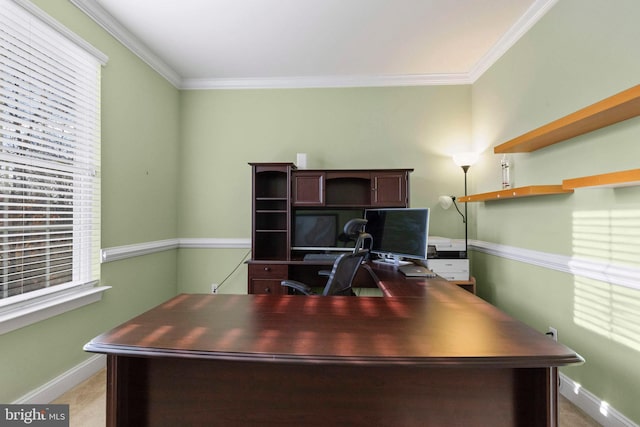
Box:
xmin=398 ymin=264 xmax=436 ymax=278
xmin=303 ymin=253 xmax=342 ymax=262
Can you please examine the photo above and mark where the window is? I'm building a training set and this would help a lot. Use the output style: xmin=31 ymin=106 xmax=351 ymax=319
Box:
xmin=0 ymin=0 xmax=108 ymax=333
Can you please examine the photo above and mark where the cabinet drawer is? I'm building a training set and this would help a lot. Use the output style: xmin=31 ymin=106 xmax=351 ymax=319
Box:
xmin=426 ymin=259 xmax=469 ymax=273
xmin=248 ymin=264 xmax=288 ymax=279
xmin=250 ymin=279 xmax=284 ymax=295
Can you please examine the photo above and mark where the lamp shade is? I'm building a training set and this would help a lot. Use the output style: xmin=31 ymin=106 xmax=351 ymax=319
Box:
xmin=438 ymin=195 xmax=453 ymax=210
xmin=452 ymin=152 xmax=479 ymax=167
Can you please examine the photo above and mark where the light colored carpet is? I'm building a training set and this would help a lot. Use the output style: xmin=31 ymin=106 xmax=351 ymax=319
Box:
xmin=52 ymin=370 xmax=106 ymax=427
xmin=53 ymin=369 xmax=601 ymax=426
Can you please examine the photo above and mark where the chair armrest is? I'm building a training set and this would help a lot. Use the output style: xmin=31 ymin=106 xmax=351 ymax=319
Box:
xmin=317 ymin=270 xmax=330 ymax=277
xmin=280 ymin=280 xmax=314 ymax=295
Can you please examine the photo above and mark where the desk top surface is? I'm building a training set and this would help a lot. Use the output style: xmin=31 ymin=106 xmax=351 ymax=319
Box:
xmin=85 ymin=273 xmax=582 ymax=368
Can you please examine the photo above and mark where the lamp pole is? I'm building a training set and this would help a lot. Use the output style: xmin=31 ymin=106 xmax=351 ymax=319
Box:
xmin=461 ymin=165 xmax=469 ymax=256
xmin=452 ymin=152 xmax=478 ymax=259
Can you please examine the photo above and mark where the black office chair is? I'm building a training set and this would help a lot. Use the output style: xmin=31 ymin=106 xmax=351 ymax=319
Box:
xmin=281 ymin=251 xmax=367 ymax=296
xmin=339 ymin=218 xmax=373 ymax=255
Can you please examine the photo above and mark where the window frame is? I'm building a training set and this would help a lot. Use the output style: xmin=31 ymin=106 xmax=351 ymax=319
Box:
xmin=0 ymin=0 xmax=109 ymax=335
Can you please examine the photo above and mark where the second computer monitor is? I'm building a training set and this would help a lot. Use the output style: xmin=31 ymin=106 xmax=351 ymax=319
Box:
xmin=364 ymin=208 xmax=430 ymax=264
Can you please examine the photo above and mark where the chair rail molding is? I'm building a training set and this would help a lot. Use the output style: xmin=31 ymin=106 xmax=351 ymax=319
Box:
xmin=101 ymin=239 xmax=180 ymax=263
xmin=101 ymin=238 xmax=640 ymax=292
xmin=101 ymin=238 xmax=251 ymax=263
xmin=470 ymin=240 xmax=640 ymax=291
xmin=179 ymin=238 xmax=251 ymax=249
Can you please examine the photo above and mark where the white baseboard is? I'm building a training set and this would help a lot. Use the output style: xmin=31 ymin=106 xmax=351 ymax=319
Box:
xmin=560 ymin=373 xmax=638 ymax=427
xmin=14 ymin=354 xmax=106 ymax=404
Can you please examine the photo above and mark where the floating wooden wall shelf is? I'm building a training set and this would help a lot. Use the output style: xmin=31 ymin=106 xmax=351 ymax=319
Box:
xmin=462 ymin=86 xmax=640 ymax=202
xmin=494 ymin=85 xmax=640 ymax=153
xmin=562 ymin=168 xmax=640 ymax=189
xmin=458 ymin=185 xmax=573 ymax=202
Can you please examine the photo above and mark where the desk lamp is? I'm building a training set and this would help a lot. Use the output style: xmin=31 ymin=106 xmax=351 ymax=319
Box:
xmin=448 ymin=152 xmax=478 ymax=255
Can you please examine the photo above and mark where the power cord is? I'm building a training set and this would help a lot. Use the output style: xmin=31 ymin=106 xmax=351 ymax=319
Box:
xmin=216 ymin=249 xmax=251 ymax=292
xmin=450 ymin=196 xmax=466 ymax=223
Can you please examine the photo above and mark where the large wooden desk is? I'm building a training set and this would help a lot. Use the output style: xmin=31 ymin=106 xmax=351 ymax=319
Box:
xmin=85 ymin=266 xmax=582 ymax=426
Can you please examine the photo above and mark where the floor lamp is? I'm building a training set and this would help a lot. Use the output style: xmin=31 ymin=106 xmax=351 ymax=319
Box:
xmin=452 ymin=152 xmax=479 ymax=256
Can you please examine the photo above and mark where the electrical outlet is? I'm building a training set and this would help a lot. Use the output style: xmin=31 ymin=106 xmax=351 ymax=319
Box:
xmin=547 ymin=327 xmax=558 ymax=341
xmin=211 ymin=283 xmax=219 ymax=294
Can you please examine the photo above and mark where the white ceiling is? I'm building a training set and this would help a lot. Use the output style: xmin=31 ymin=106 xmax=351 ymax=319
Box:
xmin=71 ymin=0 xmax=557 ymax=89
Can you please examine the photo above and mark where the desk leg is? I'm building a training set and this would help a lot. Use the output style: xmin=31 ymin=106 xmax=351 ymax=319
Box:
xmin=548 ymin=367 xmax=559 ymax=427
xmin=106 ymin=355 xmax=119 ymax=427
xmin=107 ymin=355 xmax=150 ymax=427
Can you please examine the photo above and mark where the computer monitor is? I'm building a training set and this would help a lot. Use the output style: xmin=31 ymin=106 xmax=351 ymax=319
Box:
xmin=293 ymin=214 xmax=338 ymax=249
xmin=364 ymin=208 xmax=430 ymax=265
xmin=292 ymin=210 xmax=366 ymax=252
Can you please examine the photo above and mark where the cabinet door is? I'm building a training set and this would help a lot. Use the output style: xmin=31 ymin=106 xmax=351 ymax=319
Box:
xmin=371 ymin=172 xmax=408 ymax=206
xmin=293 ymin=172 xmax=325 ymax=206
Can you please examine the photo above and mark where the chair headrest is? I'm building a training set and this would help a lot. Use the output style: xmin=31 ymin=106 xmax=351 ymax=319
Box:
xmin=343 ymin=218 xmax=368 ymax=238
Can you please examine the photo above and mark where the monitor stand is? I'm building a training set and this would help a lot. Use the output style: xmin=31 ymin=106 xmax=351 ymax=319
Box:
xmin=372 ymin=255 xmax=412 ymax=267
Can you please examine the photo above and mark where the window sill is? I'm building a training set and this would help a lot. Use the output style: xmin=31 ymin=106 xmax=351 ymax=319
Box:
xmin=0 ymin=283 xmax=110 ymax=335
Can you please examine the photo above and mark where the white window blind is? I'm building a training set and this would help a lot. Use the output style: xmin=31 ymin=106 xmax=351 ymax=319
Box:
xmin=0 ymin=0 xmax=102 ymax=302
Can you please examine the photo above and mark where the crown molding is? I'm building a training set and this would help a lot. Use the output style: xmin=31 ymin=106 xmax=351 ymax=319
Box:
xmin=180 ymin=73 xmax=473 ymax=90
xmin=71 ymin=0 xmax=557 ymax=89
xmin=69 ymin=0 xmax=182 ymax=87
xmin=469 ymin=0 xmax=559 ymax=82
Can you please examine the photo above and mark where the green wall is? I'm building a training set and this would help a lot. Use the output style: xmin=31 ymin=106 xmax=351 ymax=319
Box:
xmin=3 ymin=1 xmax=639 ymax=424
xmin=471 ymin=0 xmax=640 ymax=423
xmin=0 ymin=0 xmax=180 ymax=403
xmin=176 ymin=86 xmax=472 ymax=294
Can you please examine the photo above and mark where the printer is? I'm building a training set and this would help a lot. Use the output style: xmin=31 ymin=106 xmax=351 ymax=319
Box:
xmin=426 ymin=236 xmax=469 ymax=281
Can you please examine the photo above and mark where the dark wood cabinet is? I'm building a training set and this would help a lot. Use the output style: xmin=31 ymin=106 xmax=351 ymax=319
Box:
xmin=248 ymin=263 xmax=288 ymax=295
xmin=292 ymin=171 xmax=325 ymax=205
xmin=250 ymin=163 xmax=293 ymax=261
xmin=248 ymin=164 xmax=413 ymax=293
xmin=293 ymin=169 xmax=410 ymax=207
